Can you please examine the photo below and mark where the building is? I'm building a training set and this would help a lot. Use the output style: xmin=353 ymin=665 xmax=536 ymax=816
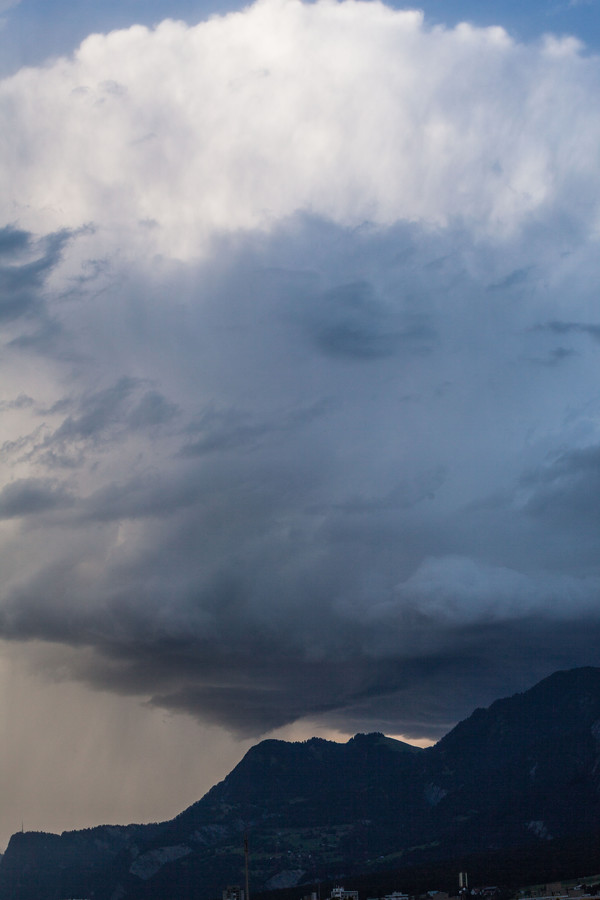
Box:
xmin=331 ymin=887 xmax=359 ymax=900
xmin=224 ymin=885 xmax=245 ymax=900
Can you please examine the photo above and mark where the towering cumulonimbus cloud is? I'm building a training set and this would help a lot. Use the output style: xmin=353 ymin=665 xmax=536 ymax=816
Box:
xmin=2 ymin=0 xmax=599 ymax=251
xmin=1 ymin=0 xmax=600 ymax=742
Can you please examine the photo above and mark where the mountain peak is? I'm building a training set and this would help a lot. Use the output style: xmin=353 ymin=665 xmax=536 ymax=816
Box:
xmin=347 ymin=731 xmax=424 ymax=753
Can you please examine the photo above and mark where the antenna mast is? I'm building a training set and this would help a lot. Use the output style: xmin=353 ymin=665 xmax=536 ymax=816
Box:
xmin=244 ymin=833 xmax=250 ymax=900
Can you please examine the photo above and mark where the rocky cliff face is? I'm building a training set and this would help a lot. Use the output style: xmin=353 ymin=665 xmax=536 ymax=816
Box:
xmin=3 ymin=667 xmax=600 ymax=900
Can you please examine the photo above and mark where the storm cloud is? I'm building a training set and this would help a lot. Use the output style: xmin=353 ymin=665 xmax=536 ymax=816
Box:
xmin=2 ymin=0 xmax=600 ymax=754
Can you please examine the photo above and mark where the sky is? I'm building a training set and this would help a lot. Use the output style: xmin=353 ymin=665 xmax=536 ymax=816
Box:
xmin=0 ymin=0 xmax=599 ymax=852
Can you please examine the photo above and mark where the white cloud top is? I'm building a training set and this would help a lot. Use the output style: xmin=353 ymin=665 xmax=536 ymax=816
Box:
xmin=1 ymin=0 xmax=599 ymax=256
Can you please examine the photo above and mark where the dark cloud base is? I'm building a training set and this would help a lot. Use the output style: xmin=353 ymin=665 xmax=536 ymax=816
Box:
xmin=1 ymin=214 xmax=600 ymax=740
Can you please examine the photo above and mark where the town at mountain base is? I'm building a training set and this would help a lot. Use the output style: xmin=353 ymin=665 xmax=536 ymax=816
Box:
xmin=3 ymin=667 xmax=600 ymax=900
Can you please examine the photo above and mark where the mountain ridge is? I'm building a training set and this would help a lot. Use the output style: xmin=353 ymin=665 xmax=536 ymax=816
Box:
xmin=3 ymin=666 xmax=600 ymax=900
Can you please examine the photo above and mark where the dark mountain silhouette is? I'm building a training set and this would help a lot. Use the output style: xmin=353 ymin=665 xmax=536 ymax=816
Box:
xmin=3 ymin=667 xmax=600 ymax=900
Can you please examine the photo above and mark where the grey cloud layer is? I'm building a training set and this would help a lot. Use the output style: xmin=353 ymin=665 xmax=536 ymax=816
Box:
xmin=0 ymin=226 xmax=69 ymax=324
xmin=2 ymin=206 xmax=600 ymax=738
xmin=1 ymin=2 xmax=600 ymax=740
